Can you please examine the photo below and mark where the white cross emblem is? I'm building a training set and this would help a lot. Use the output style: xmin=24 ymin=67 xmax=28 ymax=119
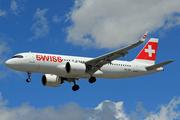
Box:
xmin=145 ymin=45 xmax=155 ymax=57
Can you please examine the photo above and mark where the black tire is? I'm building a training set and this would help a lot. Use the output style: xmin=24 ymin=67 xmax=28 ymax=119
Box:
xmin=89 ymin=77 xmax=96 ymax=83
xmin=72 ymin=85 xmax=80 ymax=91
xmin=26 ymin=78 xmax=31 ymax=83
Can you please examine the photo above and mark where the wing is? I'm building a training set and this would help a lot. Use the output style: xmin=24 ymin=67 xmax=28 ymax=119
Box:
xmin=85 ymin=31 xmax=148 ymax=74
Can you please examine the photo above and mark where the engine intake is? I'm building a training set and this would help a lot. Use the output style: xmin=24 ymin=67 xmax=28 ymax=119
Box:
xmin=42 ymin=74 xmax=61 ymax=87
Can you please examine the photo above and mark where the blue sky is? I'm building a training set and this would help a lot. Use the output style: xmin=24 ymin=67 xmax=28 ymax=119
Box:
xmin=0 ymin=0 xmax=180 ymax=119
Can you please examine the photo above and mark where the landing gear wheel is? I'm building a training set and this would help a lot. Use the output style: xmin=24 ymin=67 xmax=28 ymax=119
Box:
xmin=72 ymin=85 xmax=80 ymax=91
xmin=89 ymin=77 xmax=96 ymax=83
xmin=26 ymin=78 xmax=31 ymax=83
xmin=26 ymin=72 xmax=31 ymax=83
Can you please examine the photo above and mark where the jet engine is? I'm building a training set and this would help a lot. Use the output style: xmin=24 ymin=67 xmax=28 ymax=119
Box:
xmin=42 ymin=74 xmax=61 ymax=87
xmin=66 ymin=62 xmax=86 ymax=75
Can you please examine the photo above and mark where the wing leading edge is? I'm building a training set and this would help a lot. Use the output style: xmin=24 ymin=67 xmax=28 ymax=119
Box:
xmin=85 ymin=31 xmax=148 ymax=74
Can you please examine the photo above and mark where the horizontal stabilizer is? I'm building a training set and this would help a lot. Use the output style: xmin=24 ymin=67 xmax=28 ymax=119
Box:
xmin=146 ymin=60 xmax=174 ymax=71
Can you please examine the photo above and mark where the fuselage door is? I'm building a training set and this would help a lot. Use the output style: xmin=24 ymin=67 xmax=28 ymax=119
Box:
xmin=29 ymin=52 xmax=35 ymax=63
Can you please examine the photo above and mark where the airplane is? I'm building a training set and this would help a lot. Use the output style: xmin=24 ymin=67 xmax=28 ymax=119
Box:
xmin=5 ymin=31 xmax=174 ymax=91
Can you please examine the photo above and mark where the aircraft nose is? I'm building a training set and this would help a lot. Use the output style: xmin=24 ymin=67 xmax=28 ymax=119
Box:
xmin=5 ymin=59 xmax=12 ymax=68
xmin=5 ymin=59 xmax=21 ymax=70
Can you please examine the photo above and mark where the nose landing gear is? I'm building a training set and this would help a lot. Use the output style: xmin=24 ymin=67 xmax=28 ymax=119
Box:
xmin=26 ymin=72 xmax=31 ymax=83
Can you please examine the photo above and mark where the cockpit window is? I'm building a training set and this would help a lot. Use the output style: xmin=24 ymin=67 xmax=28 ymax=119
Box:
xmin=12 ymin=55 xmax=23 ymax=58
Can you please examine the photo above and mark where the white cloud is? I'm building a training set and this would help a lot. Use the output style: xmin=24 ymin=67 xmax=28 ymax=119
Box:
xmin=66 ymin=0 xmax=180 ymax=49
xmin=0 ymin=10 xmax=6 ymax=17
xmin=89 ymin=100 xmax=128 ymax=120
xmin=30 ymin=8 xmax=49 ymax=41
xmin=10 ymin=0 xmax=26 ymax=15
xmin=0 ymin=92 xmax=86 ymax=120
xmin=0 ymin=92 xmax=179 ymax=120
xmin=0 ymin=41 xmax=10 ymax=65
xmin=10 ymin=0 xmax=18 ymax=15
xmin=52 ymin=15 xmax=62 ymax=23
xmin=0 ymin=36 xmax=11 ymax=78
xmin=145 ymin=97 xmax=180 ymax=120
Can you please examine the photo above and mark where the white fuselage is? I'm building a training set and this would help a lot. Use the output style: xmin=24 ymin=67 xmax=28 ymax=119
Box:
xmin=5 ymin=52 xmax=163 ymax=79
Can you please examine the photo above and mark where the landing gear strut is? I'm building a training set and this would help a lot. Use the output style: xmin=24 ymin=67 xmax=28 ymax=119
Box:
xmin=72 ymin=79 xmax=80 ymax=91
xmin=89 ymin=77 xmax=96 ymax=83
xmin=26 ymin=72 xmax=31 ymax=83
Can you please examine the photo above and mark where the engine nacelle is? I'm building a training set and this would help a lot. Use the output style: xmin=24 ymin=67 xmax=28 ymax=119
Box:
xmin=42 ymin=74 xmax=61 ymax=87
xmin=56 ymin=64 xmax=67 ymax=74
xmin=66 ymin=62 xmax=86 ymax=75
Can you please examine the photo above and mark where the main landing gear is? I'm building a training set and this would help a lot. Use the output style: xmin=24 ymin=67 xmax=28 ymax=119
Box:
xmin=72 ymin=79 xmax=80 ymax=91
xmin=72 ymin=77 xmax=96 ymax=91
xmin=72 ymin=84 xmax=80 ymax=91
xmin=89 ymin=77 xmax=96 ymax=83
xmin=26 ymin=72 xmax=31 ymax=83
